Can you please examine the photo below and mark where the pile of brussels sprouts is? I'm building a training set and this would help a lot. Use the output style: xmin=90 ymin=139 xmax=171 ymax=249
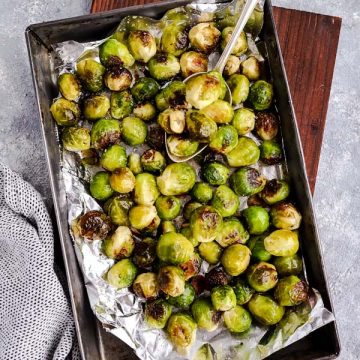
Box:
xmin=51 ymin=8 xmax=309 ymax=355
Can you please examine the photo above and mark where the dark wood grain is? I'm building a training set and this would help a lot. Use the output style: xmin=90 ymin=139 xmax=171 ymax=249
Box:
xmin=91 ymin=0 xmax=341 ymax=193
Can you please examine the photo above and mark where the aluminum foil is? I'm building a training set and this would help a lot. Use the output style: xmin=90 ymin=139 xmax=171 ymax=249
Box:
xmin=55 ymin=1 xmax=335 ymax=359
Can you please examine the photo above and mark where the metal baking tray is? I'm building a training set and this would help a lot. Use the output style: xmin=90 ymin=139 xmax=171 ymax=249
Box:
xmin=25 ymin=1 xmax=340 ymax=359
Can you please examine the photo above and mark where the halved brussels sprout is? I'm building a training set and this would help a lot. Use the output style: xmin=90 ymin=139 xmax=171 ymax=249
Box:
xmin=168 ymin=282 xmax=196 ymax=309
xmin=145 ymin=299 xmax=172 ymax=329
xmin=104 ymin=67 xmax=132 ymax=91
xmin=76 ymin=59 xmax=105 ymax=92
xmin=248 ymin=294 xmax=285 ymax=325
xmin=103 ymin=226 xmax=135 ymax=259
xmin=180 ymin=226 xmax=199 ymax=248
xmin=230 ymin=167 xmax=266 ymax=196
xmin=180 ymin=51 xmax=208 ymax=78
xmin=140 ymin=149 xmax=166 ymax=174
xmin=133 ymin=272 xmax=159 ymax=299
xmin=227 ymin=74 xmax=250 ymax=105
xmin=121 ymin=116 xmax=147 ymax=146
xmin=148 ymin=53 xmax=181 ymax=81
xmin=191 ymin=298 xmax=220 ymax=331
xmin=133 ymin=102 xmax=157 ymax=122
xmin=260 ymin=179 xmax=290 ymax=205
xmin=105 ymin=195 xmax=132 ymax=226
xmin=167 ymin=135 xmax=199 ymax=157
xmin=232 ymin=107 xmax=255 ymax=135
xmin=221 ymin=244 xmax=251 ymax=276
xmin=200 ymin=99 xmax=234 ymax=124
xmin=162 ymin=220 xmax=177 ymax=234
xmin=90 ymin=118 xmax=121 ymax=150
xmin=161 ymin=24 xmax=189 ymax=56
xmin=191 ymin=182 xmax=213 ymax=204
xmin=223 ymin=305 xmax=252 ymax=333
xmin=209 ymin=125 xmax=239 ymax=154
xmin=274 ymin=275 xmax=308 ymax=306
xmin=58 ymin=73 xmax=81 ymax=101
xmin=76 ymin=210 xmax=111 ymax=241
xmin=241 ymin=56 xmax=261 ymax=81
xmin=158 ymin=265 xmax=185 ymax=297
xmin=211 ymin=285 xmax=236 ymax=311
xmin=100 ymin=144 xmax=127 ymax=171
xmin=211 ymin=185 xmax=239 ymax=217
xmin=233 ymin=279 xmax=255 ymax=305
xmin=155 ymin=81 xmax=187 ymax=111
xmin=242 ymin=206 xmax=270 ymax=235
xmin=260 ymin=140 xmax=283 ymax=165
xmin=188 ymin=22 xmax=221 ymax=53
xmin=247 ymin=262 xmax=278 ymax=292
xmin=264 ymin=229 xmax=299 ymax=257
xmin=248 ymin=235 xmax=272 ymax=262
xmin=186 ymin=110 xmax=218 ymax=143
xmin=247 ymin=194 xmax=267 ymax=207
xmin=99 ymin=38 xmax=135 ymax=67
xmin=158 ymin=108 xmax=186 ymax=134
xmin=204 ymin=267 xmax=229 ymax=290
xmin=128 ymin=30 xmax=157 ymax=63
xmin=133 ymin=237 xmax=156 ymax=268
xmin=106 ymin=258 xmax=137 ymax=289
xmin=221 ymin=27 xmax=248 ymax=55
xmin=273 ymin=254 xmax=303 ymax=276
xmin=167 ymin=313 xmax=197 ymax=352
xmin=248 ymin=80 xmax=274 ymax=111
xmin=50 ymin=98 xmax=80 ymax=126
xmin=109 ymin=167 xmax=136 ymax=193
xmin=62 ymin=127 xmax=90 ymax=152
xmin=198 ymin=241 xmax=222 ymax=264
xmin=131 ymin=77 xmax=160 ymax=102
xmin=110 ymin=90 xmax=133 ymax=120
xmin=202 ymin=161 xmax=229 ymax=186
xmin=127 ymin=153 xmax=143 ymax=175
xmin=271 ymin=202 xmax=302 ymax=230
xmin=90 ymin=172 xmax=114 ymax=201
xmin=226 ymin=136 xmax=260 ymax=167
xmin=216 ymin=217 xmax=249 ymax=247
xmin=179 ymin=252 xmax=202 ymax=280
xmin=255 ymin=112 xmax=279 ymax=140
xmin=183 ymin=202 xmax=202 ymax=221
xmin=129 ymin=205 xmax=160 ymax=232
xmin=134 ymin=173 xmax=160 ymax=206
xmin=155 ymin=195 xmax=182 ymax=220
xmin=224 ymin=55 xmax=241 ymax=77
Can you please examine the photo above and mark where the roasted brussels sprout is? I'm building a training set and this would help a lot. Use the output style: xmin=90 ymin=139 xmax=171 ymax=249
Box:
xmin=191 ymin=182 xmax=213 ymax=204
xmin=50 ymin=98 xmax=80 ymax=126
xmin=191 ymin=298 xmax=220 ymax=331
xmin=129 ymin=205 xmax=160 ymax=232
xmin=242 ymin=206 xmax=270 ymax=235
xmin=200 ymin=99 xmax=234 ymax=124
xmin=211 ymin=185 xmax=239 ymax=217
xmin=232 ymin=108 xmax=255 ymax=135
xmin=121 ymin=116 xmax=147 ymax=146
xmin=226 ymin=136 xmax=260 ymax=167
xmin=264 ymin=229 xmax=299 ymax=257
xmin=230 ymin=167 xmax=266 ymax=196
xmin=183 ymin=202 xmax=202 ymax=221
xmin=227 ymin=74 xmax=250 ymax=105
xmin=248 ymin=294 xmax=285 ymax=325
xmin=216 ymin=217 xmax=249 ymax=247
xmin=221 ymin=27 xmax=248 ymax=55
xmin=106 ymin=258 xmax=137 ymax=289
xmin=157 ymin=163 xmax=196 ymax=196
xmin=189 ymin=22 xmax=221 ymax=53
xmin=127 ymin=153 xmax=143 ymax=175
xmin=140 ymin=150 xmax=166 ymax=174
xmin=90 ymin=118 xmax=121 ymax=150
xmin=134 ymin=173 xmax=160 ymax=206
xmin=133 ymin=237 xmax=156 ymax=268
xmin=99 ymin=38 xmax=135 ymax=67
xmin=260 ymin=179 xmax=290 ymax=205
xmin=90 ymin=172 xmax=114 ymax=201
xmin=179 ymin=252 xmax=202 ymax=280
xmin=131 ymin=77 xmax=160 ymax=102
xmin=161 ymin=24 xmax=189 ymax=56
xmin=162 ymin=7 xmax=190 ymax=24
xmin=155 ymin=195 xmax=182 ymax=220
xmin=255 ymin=112 xmax=279 ymax=140
xmin=110 ymin=90 xmax=133 ymax=120
xmin=198 ymin=241 xmax=222 ymax=264
xmin=103 ymin=226 xmax=135 ymax=259
xmin=100 ymin=144 xmax=127 ymax=171
xmin=105 ymin=195 xmax=132 ymax=226
xmin=186 ymin=110 xmax=218 ymax=143
xmin=248 ymin=235 xmax=272 ymax=262
xmin=58 ymin=73 xmax=81 ymax=101
xmin=248 ymin=80 xmax=274 ymax=111
xmin=158 ymin=265 xmax=185 ymax=297
xmin=221 ymin=244 xmax=251 ymax=276
xmin=274 ymin=276 xmax=308 ymax=306
xmin=270 ymin=202 xmax=302 ymax=230
xmin=133 ymin=102 xmax=157 ymax=122
xmin=180 ymin=51 xmax=208 ymax=78
xmin=180 ymin=226 xmax=199 ymax=248
xmin=104 ymin=67 xmax=132 ymax=91
xmin=162 ymin=220 xmax=177 ymax=234
xmin=209 ymin=125 xmax=239 ymax=154
xmin=167 ymin=135 xmax=199 ymax=157
xmin=247 ymin=194 xmax=267 ymax=207
xmin=125 ymin=15 xmax=157 ymax=33
xmin=155 ymin=81 xmax=186 ymax=111
xmin=168 ymin=282 xmax=196 ymax=309
xmin=204 ymin=267 xmax=229 ymax=289
xmin=128 ymin=30 xmax=157 ymax=63
xmin=158 ymin=108 xmax=186 ymax=134
xmin=246 ymin=262 xmax=278 ymax=292
xmin=273 ymin=254 xmax=303 ymax=276
xmin=233 ymin=279 xmax=255 ymax=305
xmin=202 ymin=162 xmax=229 ymax=186
xmin=260 ymin=140 xmax=283 ymax=165
xmin=145 ymin=299 xmax=172 ymax=329
xmin=148 ymin=53 xmax=181 ymax=81
xmin=223 ymin=305 xmax=252 ymax=333
xmin=76 ymin=210 xmax=111 ymax=241
xmin=109 ymin=167 xmax=136 ymax=194
xmin=211 ymin=285 xmax=236 ymax=311
xmin=133 ymin=272 xmax=159 ymax=300
xmin=167 ymin=313 xmax=197 ymax=352
xmin=241 ymin=56 xmax=261 ymax=81
xmin=76 ymin=59 xmax=105 ymax=92
xmin=62 ymin=127 xmax=90 ymax=151
xmin=224 ymin=55 xmax=241 ymax=77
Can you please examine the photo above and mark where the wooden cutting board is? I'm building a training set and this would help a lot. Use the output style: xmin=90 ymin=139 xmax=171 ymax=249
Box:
xmin=91 ymin=0 xmax=341 ymax=194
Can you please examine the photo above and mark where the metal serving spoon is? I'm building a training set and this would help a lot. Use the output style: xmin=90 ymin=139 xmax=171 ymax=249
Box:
xmin=165 ymin=0 xmax=259 ymax=163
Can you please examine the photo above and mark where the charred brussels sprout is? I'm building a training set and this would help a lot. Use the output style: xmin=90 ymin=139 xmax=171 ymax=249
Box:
xmin=133 ymin=102 xmax=157 ymax=122
xmin=211 ymin=285 xmax=236 ymax=311
xmin=273 ymin=254 xmax=303 ymax=276
xmin=133 ymin=272 xmax=159 ymax=300
xmin=248 ymin=80 xmax=274 ymax=111
xmin=133 ymin=237 xmax=156 ymax=268
xmin=248 ymin=235 xmax=272 ymax=262
xmin=247 ymin=262 xmax=278 ymax=292
xmin=106 ymin=258 xmax=137 ymax=289
xmin=189 ymin=22 xmax=221 ymax=53
xmin=167 ymin=135 xmax=199 ymax=157
xmin=183 ymin=202 xmax=202 ymax=221
xmin=148 ymin=53 xmax=180 ymax=81
xmin=161 ymin=24 xmax=189 ymax=56
xmin=131 ymin=77 xmax=160 ymax=102
xmin=264 ymin=229 xmax=299 ymax=257
xmin=198 ymin=241 xmax=222 ymax=264
xmin=84 ymin=95 xmax=110 ymax=121
xmin=209 ymin=125 xmax=238 ymax=154
xmin=162 ymin=221 xmax=177 ymax=234
xmin=211 ymin=185 xmax=239 ymax=217
xmin=200 ymin=100 xmax=234 ymax=124
xmin=255 ymin=112 xmax=279 ymax=140
xmin=76 ymin=59 xmax=105 ymax=92
xmin=242 ymin=206 xmax=270 ymax=235
xmin=127 ymin=153 xmax=143 ymax=175
xmin=168 ymin=282 xmax=196 ymax=309
xmin=145 ymin=299 xmax=172 ymax=329
xmin=191 ymin=298 xmax=220 ymax=331
xmin=62 ymin=127 xmax=90 ymax=152
xmin=241 ymin=56 xmax=261 ymax=81
xmin=221 ymin=27 xmax=248 ymax=55
xmin=128 ymin=30 xmax=157 ymax=63
xmin=223 ymin=305 xmax=252 ymax=334
xmin=180 ymin=51 xmax=208 ymax=78
xmin=216 ymin=217 xmax=249 ymax=247
xmin=110 ymin=90 xmax=133 ymax=120
xmin=129 ymin=205 xmax=160 ymax=232
xmin=109 ymin=167 xmax=136 ymax=193
xmin=100 ymin=144 xmax=127 ymax=171
xmin=104 ymin=67 xmax=132 ymax=91
xmin=155 ymin=81 xmax=186 ymax=111
xmin=76 ymin=210 xmax=111 ymax=241
xmin=230 ymin=167 xmax=266 ymax=196
xmin=227 ymin=74 xmax=250 ymax=105
xmin=205 ymin=267 xmax=229 ymax=289
xmin=140 ymin=149 xmax=166 ymax=174
xmin=105 ymin=196 xmax=132 ymax=226
xmin=233 ymin=280 xmax=255 ymax=305
xmin=167 ymin=313 xmax=197 ymax=352
xmin=191 ymin=182 xmax=213 ymax=203
xmin=157 ymin=163 xmax=196 ymax=196
xmin=202 ymin=162 xmax=229 ymax=186
xmin=226 ymin=137 xmax=260 ymax=167
xmin=90 ymin=118 xmax=121 ymax=150
xmin=260 ymin=140 xmax=283 ymax=165
xmin=58 ymin=73 xmax=81 ymax=101
xmin=260 ymin=179 xmax=290 ymax=205
xmin=103 ymin=226 xmax=135 ymax=259
xmin=50 ymin=98 xmax=80 ymax=126
xmin=134 ymin=173 xmax=160 ymax=206
xmin=221 ymin=244 xmax=251 ymax=276
xmin=224 ymin=55 xmax=241 ymax=77
xmin=186 ymin=110 xmax=218 ymax=143
xmin=99 ymin=38 xmax=135 ymax=67
xmin=248 ymin=294 xmax=285 ymax=325
xmin=155 ymin=195 xmax=181 ymax=220
xmin=247 ymin=194 xmax=267 ymax=207
xmin=232 ymin=108 xmax=255 ymax=135
xmin=158 ymin=265 xmax=185 ymax=297
xmin=158 ymin=109 xmax=186 ymax=134
xmin=179 ymin=252 xmax=202 ymax=280
xmin=121 ymin=116 xmax=147 ymax=146
xmin=274 ymin=276 xmax=308 ymax=306
xmin=90 ymin=172 xmax=114 ymax=201
xmin=270 ymin=202 xmax=302 ymax=230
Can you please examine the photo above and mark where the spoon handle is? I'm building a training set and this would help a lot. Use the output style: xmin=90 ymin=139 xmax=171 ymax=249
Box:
xmin=214 ymin=0 xmax=259 ymax=73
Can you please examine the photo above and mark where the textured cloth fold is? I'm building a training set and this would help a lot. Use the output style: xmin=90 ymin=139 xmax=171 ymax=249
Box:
xmin=0 ymin=164 xmax=79 ymax=360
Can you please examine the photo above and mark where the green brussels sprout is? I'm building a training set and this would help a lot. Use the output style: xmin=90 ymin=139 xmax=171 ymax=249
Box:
xmin=221 ymin=244 xmax=251 ymax=276
xmin=157 ymin=163 xmax=196 ymax=196
xmin=145 ymin=299 xmax=172 ymax=329
xmin=209 ymin=125 xmax=239 ymax=154
xmin=248 ymin=294 xmax=285 ymax=325
xmin=198 ymin=241 xmax=222 ymax=264
xmin=227 ymin=74 xmax=250 ymax=105
xmin=127 ymin=30 xmax=157 ymax=63
xmin=155 ymin=81 xmax=186 ymax=111
xmin=148 ymin=53 xmax=180 ymax=81
xmin=76 ymin=210 xmax=111 ymax=241
xmin=200 ymin=99 xmax=234 ymax=124
xmin=216 ymin=217 xmax=249 ymax=247
xmin=247 ymin=261 xmax=278 ymax=292
xmin=50 ymin=98 xmax=80 ymax=126
xmin=191 ymin=298 xmax=220 ymax=331
xmin=232 ymin=108 xmax=255 ymax=135
xmin=76 ymin=59 xmax=105 ymax=92
xmin=260 ymin=140 xmax=283 ymax=165
xmin=260 ymin=179 xmax=290 ymax=205
xmin=131 ymin=77 xmax=160 ymax=102
xmin=58 ymin=73 xmax=81 ymax=101
xmin=221 ymin=27 xmax=248 ymax=55
xmin=211 ymin=285 xmax=236 ymax=311
xmin=157 ymin=232 xmax=194 ymax=265
xmin=90 ymin=172 xmax=114 ymax=201
xmin=189 ymin=22 xmax=221 ymax=53
xmin=168 ymin=282 xmax=196 ymax=309
xmin=202 ymin=162 xmax=229 ymax=186
xmin=127 ymin=153 xmax=143 ymax=175
xmin=62 ymin=127 xmax=90 ymax=152
xmin=162 ymin=220 xmax=177 ymax=234
xmin=205 ymin=267 xmax=229 ymax=290
xmin=232 ymin=279 xmax=255 ymax=305
xmin=110 ymin=90 xmax=133 ymax=120
xmin=90 ymin=118 xmax=121 ymax=150
xmin=224 ymin=55 xmax=241 ymax=77
xmin=186 ymin=110 xmax=218 ymax=143
xmin=180 ymin=51 xmax=208 ymax=78
xmin=190 ymin=205 xmax=223 ymax=243
xmin=104 ymin=67 xmax=132 ymax=92
xmin=109 ymin=167 xmax=136 ymax=193
xmin=274 ymin=276 xmax=308 ymax=306
xmin=255 ymin=112 xmax=279 ymax=140
xmin=125 ymin=15 xmax=158 ymax=33
xmin=241 ymin=56 xmax=261 ymax=81
xmin=248 ymin=80 xmax=274 ymax=111
xmin=133 ymin=272 xmax=159 ymax=299
xmin=180 ymin=226 xmax=199 ymax=247
xmin=273 ymin=254 xmax=303 ymax=276
xmin=133 ymin=237 xmax=156 ymax=268
xmin=167 ymin=135 xmax=199 ymax=157
xmin=230 ymin=167 xmax=266 ymax=196
xmin=103 ymin=226 xmax=135 ymax=259
xmin=161 ymin=24 xmax=189 ymax=56
xmin=183 ymin=202 xmax=202 ymax=221
xmin=223 ymin=305 xmax=252 ymax=333
xmin=226 ymin=136 xmax=260 ymax=167
xmin=134 ymin=173 xmax=160 ymax=206
xmin=111 ymin=30 xmax=127 ymax=44
xmin=167 ymin=313 xmax=197 ymax=352
xmin=105 ymin=195 xmax=132 ymax=226
xmin=162 ymin=7 xmax=190 ymax=24
xmin=211 ymin=185 xmax=239 ymax=217
xmin=129 ymin=205 xmax=160 ymax=232
xmin=121 ymin=116 xmax=147 ymax=146
xmin=248 ymin=235 xmax=272 ymax=262
xmin=155 ymin=195 xmax=182 ymax=220
xmin=158 ymin=265 xmax=185 ymax=297
xmin=264 ymin=229 xmax=299 ymax=257
xmin=271 ymin=202 xmax=302 ymax=230
xmin=179 ymin=252 xmax=202 ymax=280
xmin=106 ymin=258 xmax=137 ymax=289
xmin=100 ymin=144 xmax=127 ymax=171
xmin=140 ymin=150 xmax=166 ymax=174
xmin=133 ymin=102 xmax=157 ymax=122
xmin=191 ymin=182 xmax=213 ymax=203
xmin=158 ymin=109 xmax=186 ymax=134
xmin=242 ymin=206 xmax=270 ymax=235
xmin=99 ymin=38 xmax=135 ymax=67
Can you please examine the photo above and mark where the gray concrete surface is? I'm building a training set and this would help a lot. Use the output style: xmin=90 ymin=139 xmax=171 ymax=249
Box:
xmin=0 ymin=0 xmax=358 ymax=358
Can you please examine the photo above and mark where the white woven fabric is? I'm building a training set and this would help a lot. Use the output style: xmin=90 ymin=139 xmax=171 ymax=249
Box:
xmin=0 ymin=164 xmax=79 ymax=360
